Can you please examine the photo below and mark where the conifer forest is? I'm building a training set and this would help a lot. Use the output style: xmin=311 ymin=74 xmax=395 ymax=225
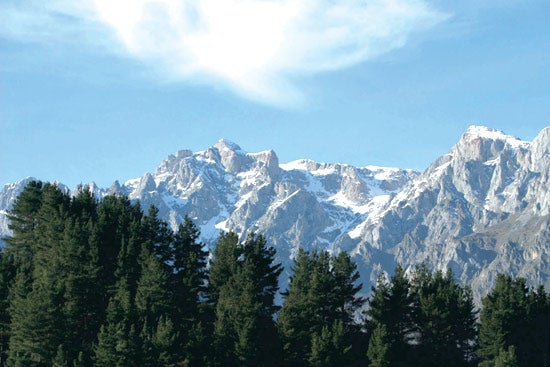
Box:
xmin=0 ymin=181 xmax=548 ymax=367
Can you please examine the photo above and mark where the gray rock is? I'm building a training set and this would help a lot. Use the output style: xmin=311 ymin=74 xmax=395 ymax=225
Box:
xmin=0 ymin=127 xmax=548 ymax=303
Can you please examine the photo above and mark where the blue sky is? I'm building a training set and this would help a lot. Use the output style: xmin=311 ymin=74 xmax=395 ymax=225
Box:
xmin=1 ymin=0 xmax=549 ymax=189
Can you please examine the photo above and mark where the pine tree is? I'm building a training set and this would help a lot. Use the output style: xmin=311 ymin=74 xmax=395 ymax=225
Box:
xmin=309 ymin=251 xmax=337 ymax=326
xmin=170 ymin=216 xmax=209 ymax=364
xmin=151 ymin=316 xmax=179 ymax=367
xmin=278 ymin=249 xmax=317 ymax=366
xmin=367 ymin=323 xmax=392 ymax=367
xmin=278 ymin=250 xmax=364 ymax=366
xmin=478 ymin=274 xmax=550 ymax=367
xmin=93 ymin=277 xmax=140 ymax=367
xmin=51 ymin=344 xmax=68 ymax=367
xmin=477 ymin=275 xmax=528 ymax=367
xmin=135 ymin=243 xmax=175 ymax=366
xmin=241 ymin=233 xmax=283 ymax=319
xmin=0 ymin=250 xmax=15 ymax=365
xmin=410 ymin=267 xmax=477 ymax=367
xmin=141 ymin=205 xmax=173 ymax=270
xmin=332 ymin=252 xmax=365 ymax=325
xmin=308 ymin=325 xmax=332 ymax=367
xmin=5 ymin=181 xmax=44 ymax=269
xmin=211 ymin=232 xmax=282 ymax=366
xmin=94 ymin=216 xmax=144 ymax=367
xmin=208 ymin=231 xmax=242 ymax=305
xmin=59 ymin=213 xmax=102 ymax=363
xmin=5 ymin=269 xmax=31 ymax=366
xmin=494 ymin=346 xmax=519 ymax=367
xmin=3 ymin=181 xmax=46 ymax=365
xmin=214 ymin=269 xmax=262 ymax=366
xmin=6 ymin=269 xmax=65 ymax=366
xmin=308 ymin=320 xmax=350 ymax=367
xmin=72 ymin=351 xmax=86 ymax=367
xmin=365 ymin=265 xmax=414 ymax=367
xmin=95 ymin=195 xmax=142 ymax=307
xmin=524 ymin=285 xmax=550 ymax=367
xmin=135 ymin=243 xmax=170 ymax=325
xmin=5 ymin=183 xmax=70 ymax=367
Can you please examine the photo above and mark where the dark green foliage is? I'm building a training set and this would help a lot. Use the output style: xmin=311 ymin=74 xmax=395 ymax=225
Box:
xmin=308 ymin=320 xmax=350 ymax=367
xmin=494 ymin=346 xmax=519 ymax=367
xmin=0 ymin=251 xmax=14 ymax=365
xmin=135 ymin=243 xmax=176 ymax=366
xmin=3 ymin=182 xmax=214 ymax=367
xmin=93 ymin=277 xmax=140 ymax=367
xmin=135 ymin=243 xmax=170 ymax=323
xmin=95 ymin=195 xmax=142 ymax=304
xmin=170 ymin=216 xmax=209 ymax=364
xmin=477 ymin=274 xmax=550 ymax=367
xmin=208 ymin=231 xmax=241 ymax=305
xmin=277 ymin=249 xmax=317 ymax=365
xmin=5 ymin=181 xmax=44 ymax=269
xmin=332 ymin=252 xmax=365 ymax=325
xmin=211 ymin=232 xmax=283 ymax=367
xmin=52 ymin=345 xmax=68 ymax=367
xmin=410 ymin=266 xmax=477 ymax=367
xmin=365 ymin=266 xmax=415 ymax=367
xmin=150 ymin=316 xmax=179 ymax=367
xmin=1 ymin=180 xmax=549 ymax=367
xmin=214 ymin=268 xmax=262 ymax=365
xmin=6 ymin=183 xmax=69 ymax=367
xmin=278 ymin=249 xmax=365 ymax=366
xmin=527 ymin=285 xmax=550 ymax=367
xmin=60 ymin=212 xmax=102 ymax=362
xmin=365 ymin=265 xmax=477 ymax=367
xmin=7 ymin=268 xmax=65 ymax=366
xmin=367 ymin=323 xmax=392 ymax=367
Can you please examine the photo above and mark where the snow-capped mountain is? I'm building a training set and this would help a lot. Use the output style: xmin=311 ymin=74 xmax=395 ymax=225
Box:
xmin=119 ymin=139 xmax=416 ymax=265
xmin=1 ymin=126 xmax=548 ymax=301
xmin=346 ymin=126 xmax=550 ymax=299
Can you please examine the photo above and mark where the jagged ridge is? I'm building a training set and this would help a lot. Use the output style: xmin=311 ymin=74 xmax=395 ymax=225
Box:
xmin=1 ymin=126 xmax=548 ymax=301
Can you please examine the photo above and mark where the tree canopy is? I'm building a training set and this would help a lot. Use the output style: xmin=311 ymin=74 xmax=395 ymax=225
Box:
xmin=0 ymin=180 xmax=548 ymax=367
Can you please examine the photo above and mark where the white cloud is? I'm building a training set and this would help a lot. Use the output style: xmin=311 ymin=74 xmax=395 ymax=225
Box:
xmin=1 ymin=0 xmax=448 ymax=105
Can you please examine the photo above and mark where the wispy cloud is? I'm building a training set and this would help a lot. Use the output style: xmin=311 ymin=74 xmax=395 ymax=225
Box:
xmin=1 ymin=0 xmax=448 ymax=105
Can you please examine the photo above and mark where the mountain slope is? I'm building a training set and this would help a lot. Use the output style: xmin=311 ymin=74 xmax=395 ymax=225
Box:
xmin=1 ymin=126 xmax=548 ymax=300
xmin=347 ymin=126 xmax=550 ymax=299
xmin=119 ymin=139 xmax=416 ymax=265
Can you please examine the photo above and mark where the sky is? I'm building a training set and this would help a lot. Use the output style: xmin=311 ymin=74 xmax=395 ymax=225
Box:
xmin=1 ymin=0 xmax=549 ymax=189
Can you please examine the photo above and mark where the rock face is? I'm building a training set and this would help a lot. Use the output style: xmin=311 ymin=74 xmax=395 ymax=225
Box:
xmin=120 ymin=140 xmax=416 ymax=267
xmin=346 ymin=126 xmax=550 ymax=300
xmin=1 ymin=126 xmax=548 ymax=301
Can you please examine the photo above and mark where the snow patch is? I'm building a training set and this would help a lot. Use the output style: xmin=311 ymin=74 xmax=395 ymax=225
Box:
xmin=465 ymin=126 xmax=529 ymax=149
xmin=328 ymin=192 xmax=369 ymax=214
xmin=161 ymin=193 xmax=188 ymax=207
xmin=200 ymin=208 xmax=230 ymax=240
xmin=280 ymin=159 xmax=310 ymax=171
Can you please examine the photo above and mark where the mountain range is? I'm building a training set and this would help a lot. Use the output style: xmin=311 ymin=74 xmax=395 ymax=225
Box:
xmin=1 ymin=126 xmax=548 ymax=301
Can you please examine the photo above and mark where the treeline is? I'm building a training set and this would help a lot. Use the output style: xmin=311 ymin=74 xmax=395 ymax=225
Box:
xmin=0 ymin=181 xmax=548 ymax=366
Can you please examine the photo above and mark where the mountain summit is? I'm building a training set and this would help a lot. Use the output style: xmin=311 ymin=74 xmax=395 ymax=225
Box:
xmin=348 ymin=126 xmax=549 ymax=299
xmin=1 ymin=126 xmax=548 ymax=300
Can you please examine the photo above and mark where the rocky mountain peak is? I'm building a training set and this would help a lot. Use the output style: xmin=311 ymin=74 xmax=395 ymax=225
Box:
xmin=175 ymin=149 xmax=193 ymax=159
xmin=138 ymin=173 xmax=156 ymax=193
xmin=453 ymin=125 xmax=528 ymax=163
xmin=462 ymin=126 xmax=526 ymax=145
xmin=214 ymin=138 xmax=242 ymax=153
xmin=531 ymin=127 xmax=550 ymax=164
xmin=249 ymin=149 xmax=280 ymax=179
xmin=1 ymin=126 xmax=548 ymax=302
xmin=208 ymin=139 xmax=250 ymax=174
xmin=108 ymin=180 xmax=123 ymax=195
